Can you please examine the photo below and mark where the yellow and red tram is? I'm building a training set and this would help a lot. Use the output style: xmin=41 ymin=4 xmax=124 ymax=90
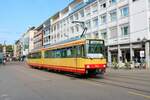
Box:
xmin=27 ymin=38 xmax=107 ymax=76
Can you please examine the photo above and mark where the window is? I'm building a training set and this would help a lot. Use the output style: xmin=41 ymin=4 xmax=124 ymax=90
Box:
xmin=85 ymin=6 xmax=91 ymax=16
xmin=149 ymin=18 xmax=150 ymax=32
xmin=86 ymin=20 xmax=91 ymax=29
xmin=75 ymin=25 xmax=79 ymax=33
xmin=93 ymin=17 xmax=99 ymax=27
xmin=149 ymin=0 xmax=150 ymax=8
xmin=121 ymin=24 xmax=129 ymax=36
xmin=74 ymin=13 xmax=79 ymax=20
xmin=93 ymin=32 xmax=99 ymax=39
xmin=63 ymin=20 xmax=66 ymax=27
xmin=120 ymin=6 xmax=129 ymax=17
xmin=76 ymin=46 xmax=84 ymax=57
xmin=44 ymin=45 xmax=85 ymax=58
xmin=101 ymin=29 xmax=107 ymax=39
xmin=57 ymin=23 xmax=60 ymax=30
xmin=56 ymin=50 xmax=61 ymax=58
xmin=133 ymin=0 xmax=138 ymax=2
xmin=66 ymin=47 xmax=75 ymax=57
xmin=71 ymin=27 xmax=74 ymax=33
xmin=44 ymin=29 xmax=50 ymax=36
xmin=110 ymin=26 xmax=117 ymax=38
xmin=70 ymin=16 xmax=74 ymax=22
xmin=100 ymin=2 xmax=106 ymax=9
xmin=92 ymin=3 xmax=98 ymax=14
xmin=88 ymin=40 xmax=104 ymax=54
xmin=54 ymin=24 xmax=57 ymax=31
xmin=110 ymin=9 xmax=117 ymax=21
xmin=101 ymin=14 xmax=107 ymax=24
xmin=109 ymin=0 xmax=117 ymax=5
xmin=79 ymin=9 xmax=84 ymax=17
xmin=28 ymin=52 xmax=41 ymax=59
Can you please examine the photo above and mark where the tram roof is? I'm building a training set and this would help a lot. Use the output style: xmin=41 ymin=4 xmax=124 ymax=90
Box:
xmin=30 ymin=37 xmax=104 ymax=53
xmin=47 ymin=37 xmax=86 ymax=50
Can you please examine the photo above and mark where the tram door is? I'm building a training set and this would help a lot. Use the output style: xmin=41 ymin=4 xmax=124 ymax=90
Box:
xmin=41 ymin=50 xmax=44 ymax=65
xmin=75 ymin=46 xmax=79 ymax=73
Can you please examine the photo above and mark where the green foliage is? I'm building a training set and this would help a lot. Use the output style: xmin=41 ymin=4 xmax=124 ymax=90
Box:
xmin=0 ymin=44 xmax=13 ymax=53
xmin=6 ymin=45 xmax=13 ymax=52
xmin=0 ymin=44 xmax=2 ymax=52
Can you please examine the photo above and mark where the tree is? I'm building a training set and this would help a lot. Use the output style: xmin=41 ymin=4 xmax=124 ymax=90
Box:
xmin=6 ymin=45 xmax=13 ymax=52
xmin=0 ymin=44 xmax=3 ymax=52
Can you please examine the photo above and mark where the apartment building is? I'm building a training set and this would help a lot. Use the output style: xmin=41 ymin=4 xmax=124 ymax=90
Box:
xmin=43 ymin=18 xmax=51 ymax=47
xmin=33 ymin=25 xmax=43 ymax=50
xmin=14 ymin=40 xmax=22 ymax=60
xmin=42 ymin=0 xmax=150 ymax=68
xmin=21 ymin=27 xmax=35 ymax=57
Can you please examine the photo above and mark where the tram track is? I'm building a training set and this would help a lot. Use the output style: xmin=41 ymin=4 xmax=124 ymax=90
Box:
xmin=107 ymin=72 xmax=150 ymax=77
xmin=105 ymin=74 xmax=150 ymax=82
xmin=87 ymin=78 xmax=150 ymax=94
xmin=103 ymin=76 xmax=150 ymax=87
xmin=26 ymin=67 xmax=150 ymax=94
xmin=15 ymin=62 xmax=150 ymax=94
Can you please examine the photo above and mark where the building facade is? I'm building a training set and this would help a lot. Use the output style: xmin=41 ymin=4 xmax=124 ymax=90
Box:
xmin=41 ymin=0 xmax=150 ymax=68
xmin=21 ymin=27 xmax=35 ymax=57
xmin=14 ymin=40 xmax=22 ymax=60
xmin=43 ymin=18 xmax=51 ymax=47
xmin=34 ymin=25 xmax=43 ymax=50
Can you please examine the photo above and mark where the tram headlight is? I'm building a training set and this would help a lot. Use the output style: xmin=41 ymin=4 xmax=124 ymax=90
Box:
xmin=103 ymin=64 xmax=106 ymax=68
xmin=86 ymin=65 xmax=90 ymax=68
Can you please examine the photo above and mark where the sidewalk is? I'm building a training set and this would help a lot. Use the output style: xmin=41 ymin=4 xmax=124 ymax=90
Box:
xmin=106 ymin=67 xmax=150 ymax=74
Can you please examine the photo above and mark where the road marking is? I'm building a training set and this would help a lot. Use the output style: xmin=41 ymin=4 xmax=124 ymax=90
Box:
xmin=128 ymin=91 xmax=150 ymax=99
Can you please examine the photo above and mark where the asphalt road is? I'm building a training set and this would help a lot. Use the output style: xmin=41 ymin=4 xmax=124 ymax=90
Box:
xmin=0 ymin=62 xmax=150 ymax=100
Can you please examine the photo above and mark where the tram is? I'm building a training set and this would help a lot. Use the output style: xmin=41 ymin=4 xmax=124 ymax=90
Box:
xmin=27 ymin=38 xmax=107 ymax=76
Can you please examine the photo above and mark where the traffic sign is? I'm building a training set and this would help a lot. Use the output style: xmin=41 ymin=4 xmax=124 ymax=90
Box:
xmin=140 ymin=50 xmax=145 ymax=58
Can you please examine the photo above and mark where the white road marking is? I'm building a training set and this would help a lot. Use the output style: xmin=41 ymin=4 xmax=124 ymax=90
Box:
xmin=128 ymin=91 xmax=150 ymax=99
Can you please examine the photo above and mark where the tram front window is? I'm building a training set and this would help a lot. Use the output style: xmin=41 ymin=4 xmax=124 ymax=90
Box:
xmin=87 ymin=40 xmax=105 ymax=58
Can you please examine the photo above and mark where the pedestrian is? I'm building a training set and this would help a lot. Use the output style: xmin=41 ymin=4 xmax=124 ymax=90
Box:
xmin=3 ymin=57 xmax=6 ymax=65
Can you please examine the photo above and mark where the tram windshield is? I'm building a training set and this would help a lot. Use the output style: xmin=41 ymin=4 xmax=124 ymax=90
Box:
xmin=86 ymin=40 xmax=105 ymax=58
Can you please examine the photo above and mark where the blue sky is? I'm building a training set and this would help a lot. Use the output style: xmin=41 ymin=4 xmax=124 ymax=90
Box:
xmin=0 ymin=0 xmax=72 ymax=44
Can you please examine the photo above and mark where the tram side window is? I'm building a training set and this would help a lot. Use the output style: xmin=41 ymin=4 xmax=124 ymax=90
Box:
xmin=45 ymin=50 xmax=54 ymax=58
xmin=45 ymin=50 xmax=51 ymax=58
xmin=61 ymin=49 xmax=67 ymax=57
xmin=55 ymin=50 xmax=61 ymax=58
xmin=76 ymin=45 xmax=85 ymax=57
xmin=66 ymin=49 xmax=71 ymax=57
xmin=28 ymin=52 xmax=41 ymax=59
xmin=51 ymin=50 xmax=55 ymax=58
xmin=34 ymin=52 xmax=41 ymax=59
xmin=27 ymin=54 xmax=32 ymax=58
xmin=44 ymin=45 xmax=85 ymax=58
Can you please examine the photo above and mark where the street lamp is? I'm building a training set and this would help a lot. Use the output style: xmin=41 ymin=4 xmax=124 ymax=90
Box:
xmin=72 ymin=21 xmax=87 ymax=38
